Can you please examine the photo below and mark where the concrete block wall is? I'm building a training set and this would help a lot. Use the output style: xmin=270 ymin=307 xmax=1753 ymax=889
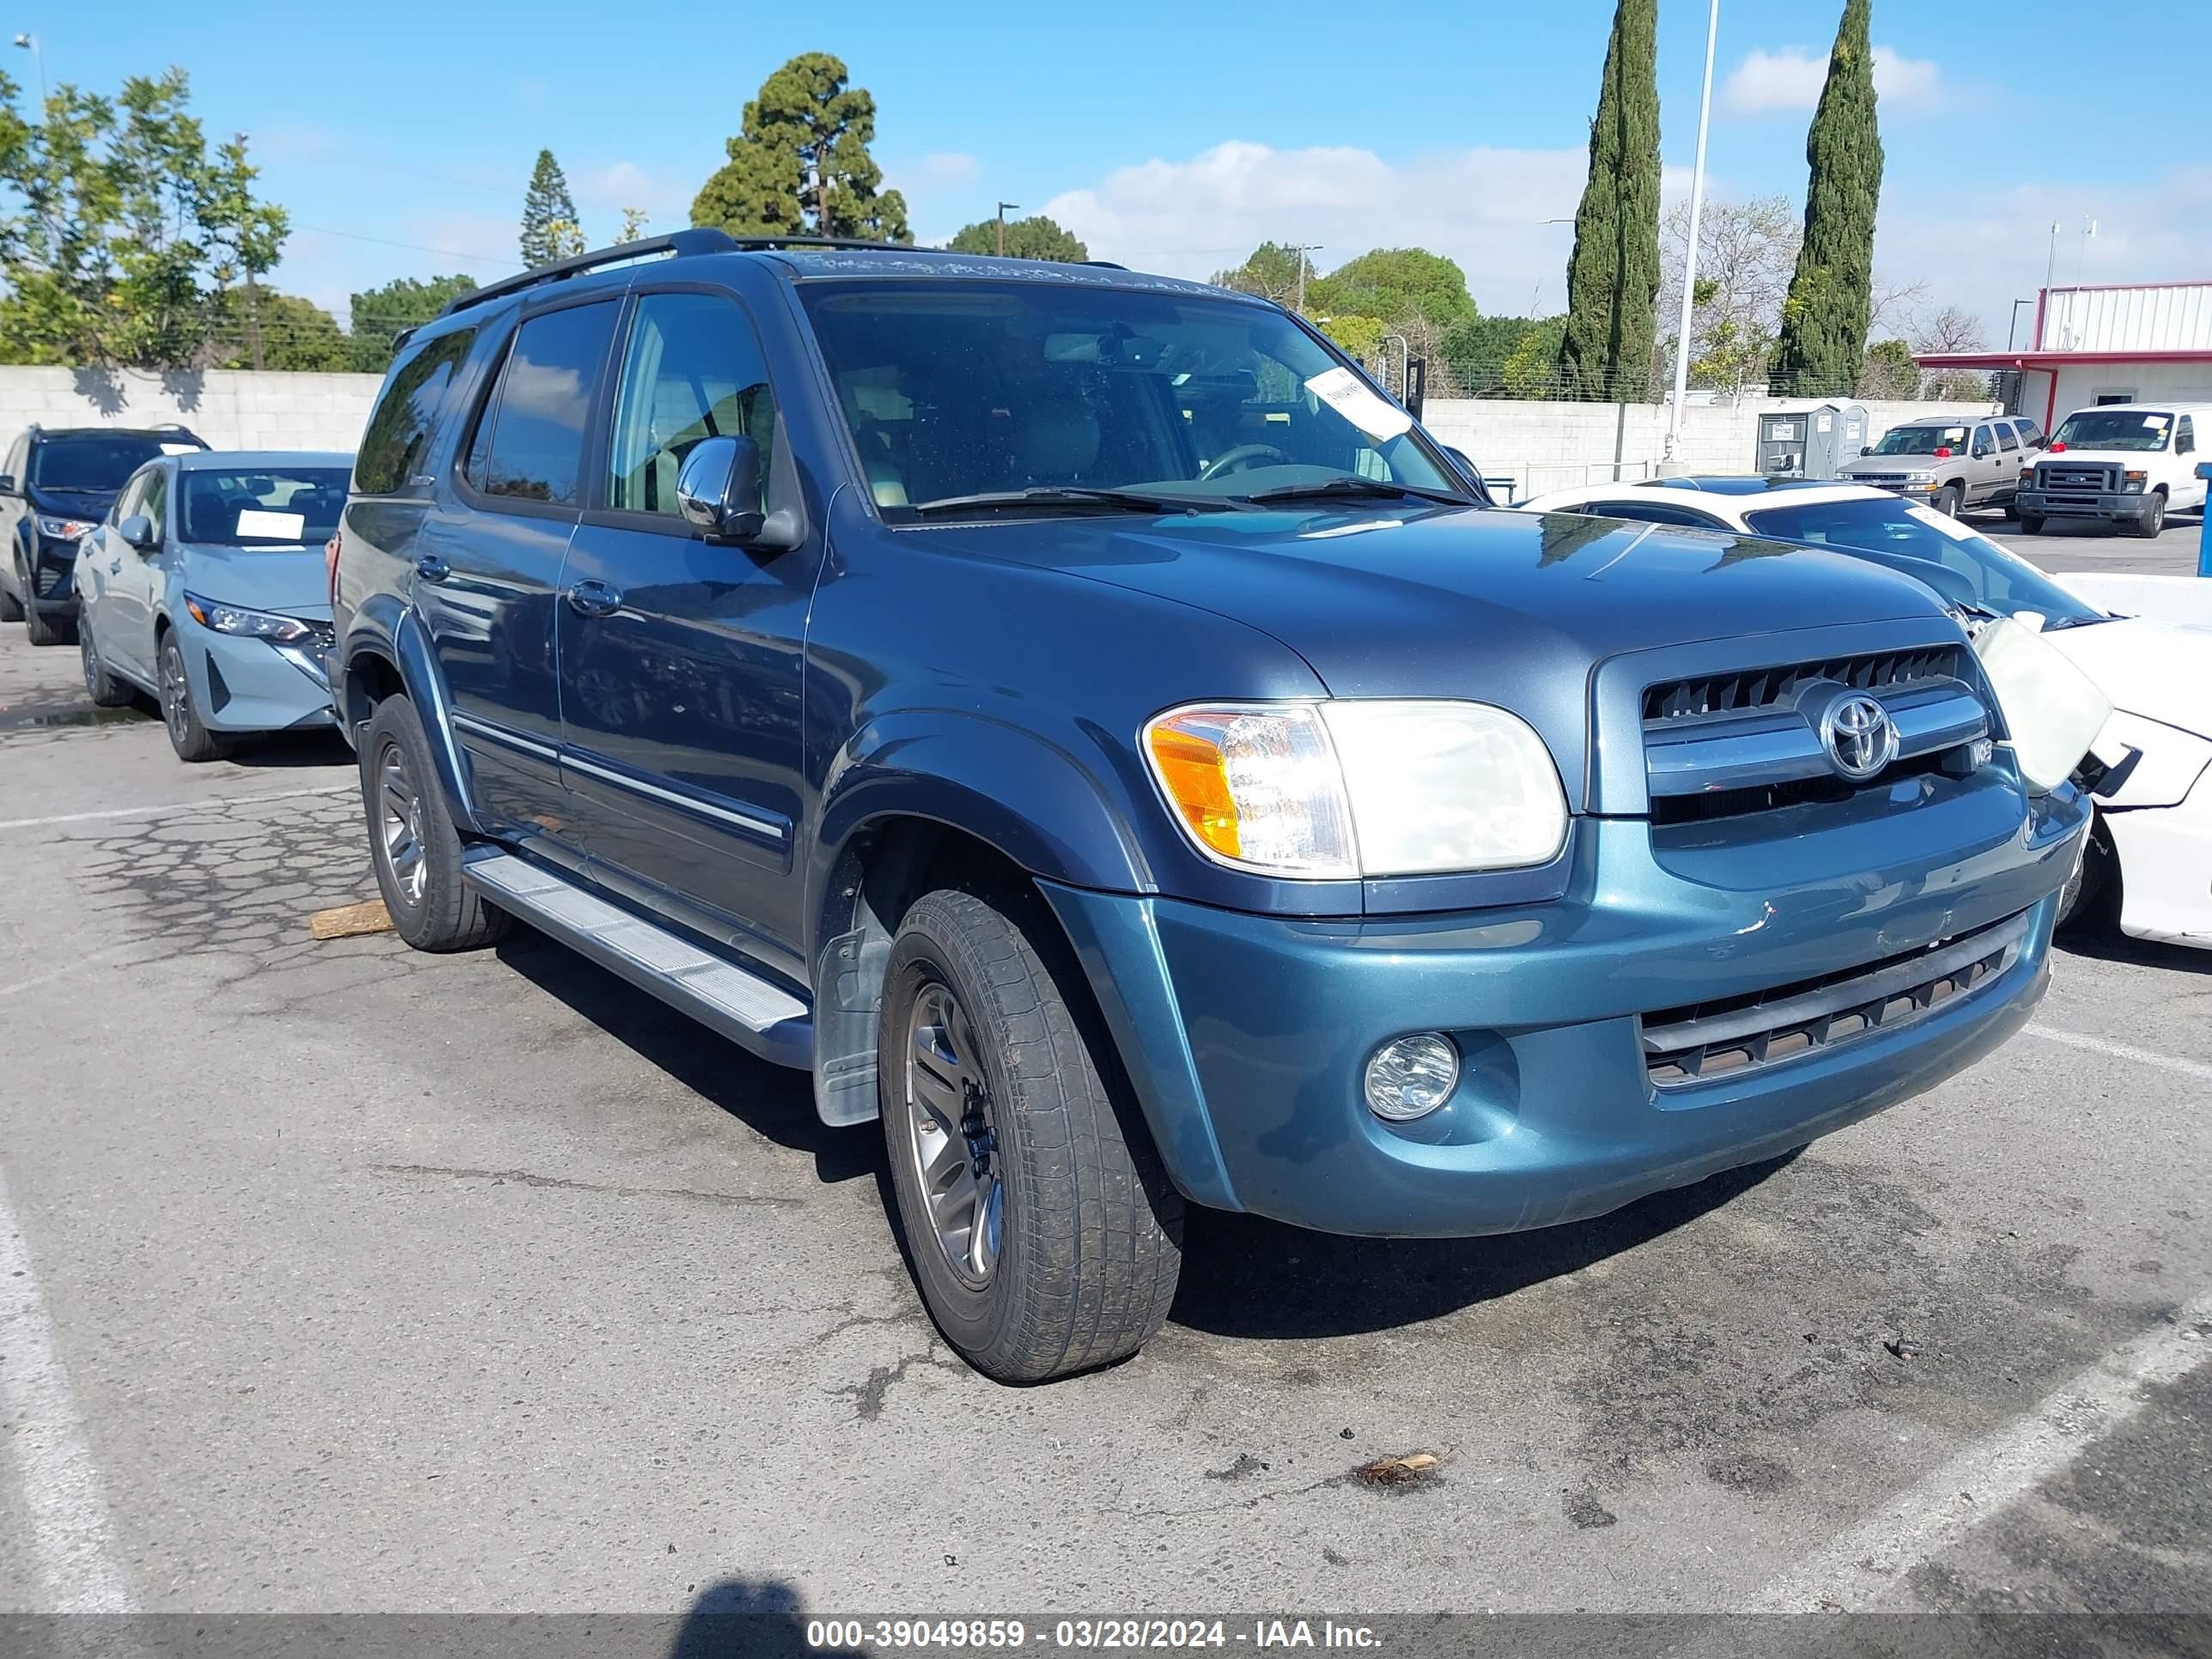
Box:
xmin=0 ymin=367 xmax=385 ymax=455
xmin=1425 ymin=394 xmax=2004 ymax=501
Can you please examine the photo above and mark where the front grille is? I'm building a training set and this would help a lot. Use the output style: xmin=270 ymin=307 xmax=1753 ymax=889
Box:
xmin=1649 ymin=750 xmax=1951 ymax=826
xmin=1641 ymin=909 xmax=2030 ymax=1088
xmin=33 ymin=562 xmax=67 ymax=598
xmin=1855 ymin=472 xmax=1913 ymax=486
xmin=1644 ymin=645 xmax=1965 ymax=727
xmin=2036 ymin=462 xmax=2117 ymax=495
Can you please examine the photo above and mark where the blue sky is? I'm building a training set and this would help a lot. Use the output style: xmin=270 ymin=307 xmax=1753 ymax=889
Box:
xmin=39 ymin=0 xmax=2212 ymax=343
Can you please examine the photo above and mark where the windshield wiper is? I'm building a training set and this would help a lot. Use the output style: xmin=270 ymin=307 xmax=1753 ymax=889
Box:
xmin=908 ymin=486 xmax=1242 ymax=518
xmin=1236 ymin=475 xmax=1474 ymax=507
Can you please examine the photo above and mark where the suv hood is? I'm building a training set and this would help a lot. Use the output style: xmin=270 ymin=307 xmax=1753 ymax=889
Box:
xmin=177 ymin=542 xmax=333 ymax=617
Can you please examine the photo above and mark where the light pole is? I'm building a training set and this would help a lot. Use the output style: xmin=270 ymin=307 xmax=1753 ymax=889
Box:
xmin=1664 ymin=0 xmax=1719 ymax=471
xmin=2007 ymin=297 xmax=2034 ymax=351
xmin=994 ymin=201 xmax=1019 ymax=258
xmin=11 ymin=33 xmax=41 ymax=107
xmin=1288 ymin=243 xmax=1322 ymax=313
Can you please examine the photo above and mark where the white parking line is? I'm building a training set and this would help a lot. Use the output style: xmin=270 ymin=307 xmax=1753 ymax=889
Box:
xmin=0 ymin=781 xmax=355 ymax=835
xmin=0 ymin=1159 xmax=137 ymax=1613
xmin=1751 ymin=1291 xmax=2212 ymax=1610
xmin=2027 ymin=1024 xmax=2212 ymax=1085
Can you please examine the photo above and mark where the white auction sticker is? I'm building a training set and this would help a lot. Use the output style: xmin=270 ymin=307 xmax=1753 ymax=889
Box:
xmin=234 ymin=508 xmax=307 ymax=540
xmin=1303 ymin=367 xmax=1413 ymax=441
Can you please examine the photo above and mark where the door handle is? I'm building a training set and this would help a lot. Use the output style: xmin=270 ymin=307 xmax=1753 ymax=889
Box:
xmin=109 ymin=561 xmax=121 ymax=575
xmin=415 ymin=555 xmax=451 ymax=584
xmin=564 ymin=579 xmax=622 ymax=618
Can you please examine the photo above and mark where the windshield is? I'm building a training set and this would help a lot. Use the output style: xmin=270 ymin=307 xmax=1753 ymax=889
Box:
xmin=2051 ymin=410 xmax=2173 ymax=453
xmin=1741 ymin=496 xmax=2106 ymax=627
xmin=177 ymin=468 xmax=351 ymax=548
xmin=1865 ymin=424 xmax=1970 ymax=458
xmin=796 ymin=280 xmax=1462 ymax=520
xmin=29 ymin=434 xmax=170 ymax=493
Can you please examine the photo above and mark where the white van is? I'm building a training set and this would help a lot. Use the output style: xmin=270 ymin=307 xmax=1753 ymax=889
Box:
xmin=2014 ymin=402 xmax=2209 ymax=537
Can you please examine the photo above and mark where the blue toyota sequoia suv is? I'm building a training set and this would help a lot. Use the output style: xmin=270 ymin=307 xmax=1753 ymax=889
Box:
xmin=331 ymin=231 xmax=2089 ymax=1382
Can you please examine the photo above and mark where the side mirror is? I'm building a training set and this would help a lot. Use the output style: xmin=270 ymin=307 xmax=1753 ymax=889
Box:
xmin=0 ymin=473 xmax=15 ymax=495
xmin=1859 ymin=446 xmax=1872 ymax=457
xmin=119 ymin=514 xmax=157 ymax=550
xmin=1443 ymin=446 xmax=1480 ymax=483
xmin=676 ymin=436 xmax=765 ymax=544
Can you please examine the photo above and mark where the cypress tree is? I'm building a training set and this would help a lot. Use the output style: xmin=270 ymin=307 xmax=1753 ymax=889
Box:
xmin=1556 ymin=0 xmax=1662 ymax=401
xmin=520 ymin=150 xmax=583 ymax=267
xmin=1773 ymin=0 xmax=1884 ymax=395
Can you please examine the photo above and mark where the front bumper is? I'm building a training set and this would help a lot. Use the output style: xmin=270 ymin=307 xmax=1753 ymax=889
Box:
xmin=1046 ymin=770 xmax=2088 ymax=1237
xmin=174 ymin=613 xmax=338 ymax=733
xmin=26 ymin=538 xmax=81 ymax=613
xmin=2108 ymin=767 xmax=2212 ymax=949
xmin=2017 ymin=488 xmax=2157 ymax=523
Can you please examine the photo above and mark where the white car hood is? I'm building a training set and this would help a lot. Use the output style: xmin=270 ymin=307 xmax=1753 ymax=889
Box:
xmin=2043 ymin=616 xmax=2212 ymax=738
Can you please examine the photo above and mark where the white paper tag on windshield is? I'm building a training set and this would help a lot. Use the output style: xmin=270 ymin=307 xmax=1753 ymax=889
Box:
xmin=1303 ymin=367 xmax=1413 ymax=442
xmin=2144 ymin=414 xmax=2169 ymax=429
xmin=235 ymin=508 xmax=307 ymax=540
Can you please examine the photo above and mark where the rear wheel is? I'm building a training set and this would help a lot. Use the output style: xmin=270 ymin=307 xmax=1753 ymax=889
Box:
xmin=1931 ymin=483 xmax=1962 ymax=518
xmin=361 ymin=693 xmax=509 ymax=952
xmin=879 ymin=886 xmax=1182 ymax=1383
xmin=80 ymin=622 xmax=135 ymax=708
xmin=158 ymin=633 xmax=228 ymax=761
xmin=2129 ymin=492 xmax=2166 ymax=538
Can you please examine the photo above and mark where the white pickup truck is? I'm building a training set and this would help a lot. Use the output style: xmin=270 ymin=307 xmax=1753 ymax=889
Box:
xmin=2014 ymin=402 xmax=2209 ymax=538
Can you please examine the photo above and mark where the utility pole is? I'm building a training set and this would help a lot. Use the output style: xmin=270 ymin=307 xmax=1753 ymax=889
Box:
xmin=995 ymin=202 xmax=1019 ymax=258
xmin=1289 ymin=244 xmax=1322 ymax=313
xmin=11 ymin=33 xmax=41 ymax=107
xmin=1664 ymin=0 xmax=1719 ymax=471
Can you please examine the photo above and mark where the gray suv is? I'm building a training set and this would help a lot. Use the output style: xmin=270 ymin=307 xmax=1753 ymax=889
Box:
xmin=1838 ymin=416 xmax=2045 ymax=516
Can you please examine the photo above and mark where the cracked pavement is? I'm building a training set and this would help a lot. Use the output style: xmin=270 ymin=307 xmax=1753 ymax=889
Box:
xmin=1 ymin=616 xmax=2208 ymax=1625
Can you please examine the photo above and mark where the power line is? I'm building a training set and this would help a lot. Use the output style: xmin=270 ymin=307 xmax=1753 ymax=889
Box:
xmin=288 ymin=224 xmax=521 ymax=268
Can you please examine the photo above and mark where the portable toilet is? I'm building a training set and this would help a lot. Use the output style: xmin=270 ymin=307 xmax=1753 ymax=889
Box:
xmin=1755 ymin=400 xmax=1867 ymax=480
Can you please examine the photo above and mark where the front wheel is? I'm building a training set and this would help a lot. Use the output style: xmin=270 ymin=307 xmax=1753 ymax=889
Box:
xmin=2018 ymin=514 xmax=2045 ymax=534
xmin=158 ymin=634 xmax=228 ymax=761
xmin=19 ymin=558 xmax=67 ymax=645
xmin=360 ymin=694 xmax=509 ymax=952
xmin=2129 ymin=493 xmax=2166 ymax=538
xmin=879 ymin=887 xmax=1182 ymax=1383
xmin=1931 ymin=484 xmax=1962 ymax=518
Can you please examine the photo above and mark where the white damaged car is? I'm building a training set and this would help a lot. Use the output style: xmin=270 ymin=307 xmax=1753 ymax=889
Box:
xmin=1515 ymin=477 xmax=2211 ymax=950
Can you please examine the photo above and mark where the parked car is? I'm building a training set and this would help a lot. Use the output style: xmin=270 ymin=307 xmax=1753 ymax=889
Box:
xmin=2013 ymin=403 xmax=2209 ymax=538
xmin=1835 ymin=415 xmax=2044 ymax=517
xmin=330 ymin=232 xmax=2088 ymax=1383
xmin=1513 ymin=477 xmax=2204 ymax=947
xmin=75 ymin=450 xmax=350 ymax=761
xmin=0 ymin=423 xmax=210 ymax=644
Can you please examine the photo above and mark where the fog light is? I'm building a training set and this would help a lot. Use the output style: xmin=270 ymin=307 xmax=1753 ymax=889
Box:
xmin=1364 ymin=1033 xmax=1459 ymax=1121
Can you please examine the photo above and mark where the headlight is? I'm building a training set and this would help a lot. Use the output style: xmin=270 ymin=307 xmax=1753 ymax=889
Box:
xmin=36 ymin=514 xmax=94 ymax=540
xmin=183 ymin=592 xmax=314 ymax=644
xmin=1143 ymin=700 xmax=1568 ymax=878
xmin=1905 ymin=470 xmax=1936 ymax=483
xmin=2122 ymin=471 xmax=2147 ymax=492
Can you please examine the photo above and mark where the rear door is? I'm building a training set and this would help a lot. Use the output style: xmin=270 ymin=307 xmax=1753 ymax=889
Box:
xmin=1994 ymin=420 xmax=2022 ymax=501
xmin=105 ymin=464 xmax=171 ymax=681
xmin=414 ymin=295 xmax=621 ymax=843
xmin=557 ymin=283 xmax=817 ymax=974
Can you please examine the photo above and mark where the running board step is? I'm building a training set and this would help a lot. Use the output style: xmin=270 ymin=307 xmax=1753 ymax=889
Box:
xmin=463 ymin=850 xmax=812 ymax=1069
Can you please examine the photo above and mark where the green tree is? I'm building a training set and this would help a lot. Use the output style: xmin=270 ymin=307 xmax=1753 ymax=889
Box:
xmin=1856 ymin=337 xmax=1920 ymax=399
xmin=520 ymin=149 xmax=583 ymax=265
xmin=1773 ymin=0 xmax=1884 ymax=397
xmin=1556 ymin=0 xmax=1662 ymax=400
xmin=1504 ymin=317 xmax=1569 ymax=398
xmin=945 ymin=213 xmax=1086 ymax=261
xmin=0 ymin=67 xmax=294 ymax=368
xmin=199 ymin=129 xmax=289 ymax=368
xmin=344 ymin=272 xmax=478 ymax=374
xmin=1317 ymin=313 xmax=1387 ymax=361
xmin=1311 ymin=248 xmax=1476 ymax=333
xmin=1210 ymin=242 xmax=1316 ymax=308
xmin=616 ymin=206 xmax=648 ymax=244
xmin=690 ymin=52 xmax=909 ymax=242
xmin=208 ymin=289 xmax=347 ymax=371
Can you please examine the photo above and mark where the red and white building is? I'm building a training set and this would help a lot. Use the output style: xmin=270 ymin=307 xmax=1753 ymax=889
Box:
xmin=1917 ymin=279 xmax=2212 ymax=433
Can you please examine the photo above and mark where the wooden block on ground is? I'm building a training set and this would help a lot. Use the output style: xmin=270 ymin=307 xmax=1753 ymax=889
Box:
xmin=308 ymin=899 xmax=392 ymax=939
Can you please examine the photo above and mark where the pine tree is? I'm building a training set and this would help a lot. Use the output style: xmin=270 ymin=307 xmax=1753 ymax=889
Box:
xmin=690 ymin=53 xmax=910 ymax=243
xmin=520 ymin=149 xmax=583 ymax=266
xmin=1556 ymin=0 xmax=1662 ymax=401
xmin=1773 ymin=0 xmax=1885 ymax=396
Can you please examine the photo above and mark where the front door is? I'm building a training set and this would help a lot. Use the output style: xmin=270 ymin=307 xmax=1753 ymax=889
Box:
xmin=557 ymin=286 xmax=816 ymax=974
xmin=416 ymin=297 xmax=620 ymax=843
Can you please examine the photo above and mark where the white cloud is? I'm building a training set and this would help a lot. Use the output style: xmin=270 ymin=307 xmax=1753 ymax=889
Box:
xmin=1722 ymin=45 xmax=1945 ymax=114
xmin=574 ymin=161 xmax=695 ymax=238
xmin=1039 ymin=139 xmax=1694 ymax=316
xmin=921 ymin=152 xmax=980 ymax=185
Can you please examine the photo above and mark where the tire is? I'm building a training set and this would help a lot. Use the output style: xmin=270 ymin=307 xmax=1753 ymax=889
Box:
xmin=878 ymin=887 xmax=1182 ymax=1383
xmin=2001 ymin=499 xmax=2020 ymax=522
xmin=1931 ymin=484 xmax=1962 ymax=519
xmin=2129 ymin=492 xmax=2166 ymax=539
xmin=157 ymin=631 xmax=228 ymax=761
xmin=2057 ymin=816 xmax=2118 ymax=933
xmin=80 ymin=622 xmax=135 ymax=708
xmin=2018 ymin=514 xmax=2045 ymax=535
xmin=20 ymin=558 xmax=67 ymax=645
xmin=360 ymin=693 xmax=509 ymax=952
xmin=0 ymin=571 xmax=20 ymax=623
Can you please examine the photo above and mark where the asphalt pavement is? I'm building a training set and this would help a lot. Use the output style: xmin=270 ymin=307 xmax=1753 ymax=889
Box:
xmin=0 ymin=580 xmax=2207 ymax=1640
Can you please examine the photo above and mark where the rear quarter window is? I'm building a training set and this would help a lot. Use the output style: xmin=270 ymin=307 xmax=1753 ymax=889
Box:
xmin=355 ymin=326 xmax=479 ymax=496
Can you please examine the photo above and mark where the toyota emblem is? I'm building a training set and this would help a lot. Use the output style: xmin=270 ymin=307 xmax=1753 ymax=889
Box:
xmin=1820 ymin=693 xmax=1899 ymax=781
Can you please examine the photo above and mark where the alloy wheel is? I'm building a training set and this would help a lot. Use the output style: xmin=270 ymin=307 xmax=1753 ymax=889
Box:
xmin=80 ymin=629 xmax=99 ymax=697
xmin=159 ymin=641 xmax=191 ymax=745
xmin=375 ymin=739 xmax=429 ymax=906
xmin=902 ymin=979 xmax=1004 ymax=1288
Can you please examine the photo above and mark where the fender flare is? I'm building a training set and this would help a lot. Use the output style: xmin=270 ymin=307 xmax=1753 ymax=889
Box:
xmin=341 ymin=595 xmax=483 ymax=836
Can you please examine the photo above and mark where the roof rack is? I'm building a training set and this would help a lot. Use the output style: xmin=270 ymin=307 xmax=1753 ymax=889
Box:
xmin=438 ymin=228 xmax=739 ymax=318
xmin=727 ymin=235 xmax=915 ymax=253
xmin=1081 ymin=259 xmax=1128 ymax=270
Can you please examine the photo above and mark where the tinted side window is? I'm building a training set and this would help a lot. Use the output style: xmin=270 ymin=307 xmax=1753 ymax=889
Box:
xmin=2179 ymin=416 xmax=2197 ymax=456
xmin=1997 ymin=422 xmax=2020 ymax=453
xmin=2014 ymin=419 xmax=2044 ymax=447
xmin=607 ymin=292 xmax=779 ymax=516
xmin=470 ymin=302 xmax=618 ymax=507
xmin=140 ymin=469 xmax=169 ymax=541
xmin=356 ymin=327 xmax=478 ymax=496
xmin=1972 ymin=424 xmax=1996 ymax=459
